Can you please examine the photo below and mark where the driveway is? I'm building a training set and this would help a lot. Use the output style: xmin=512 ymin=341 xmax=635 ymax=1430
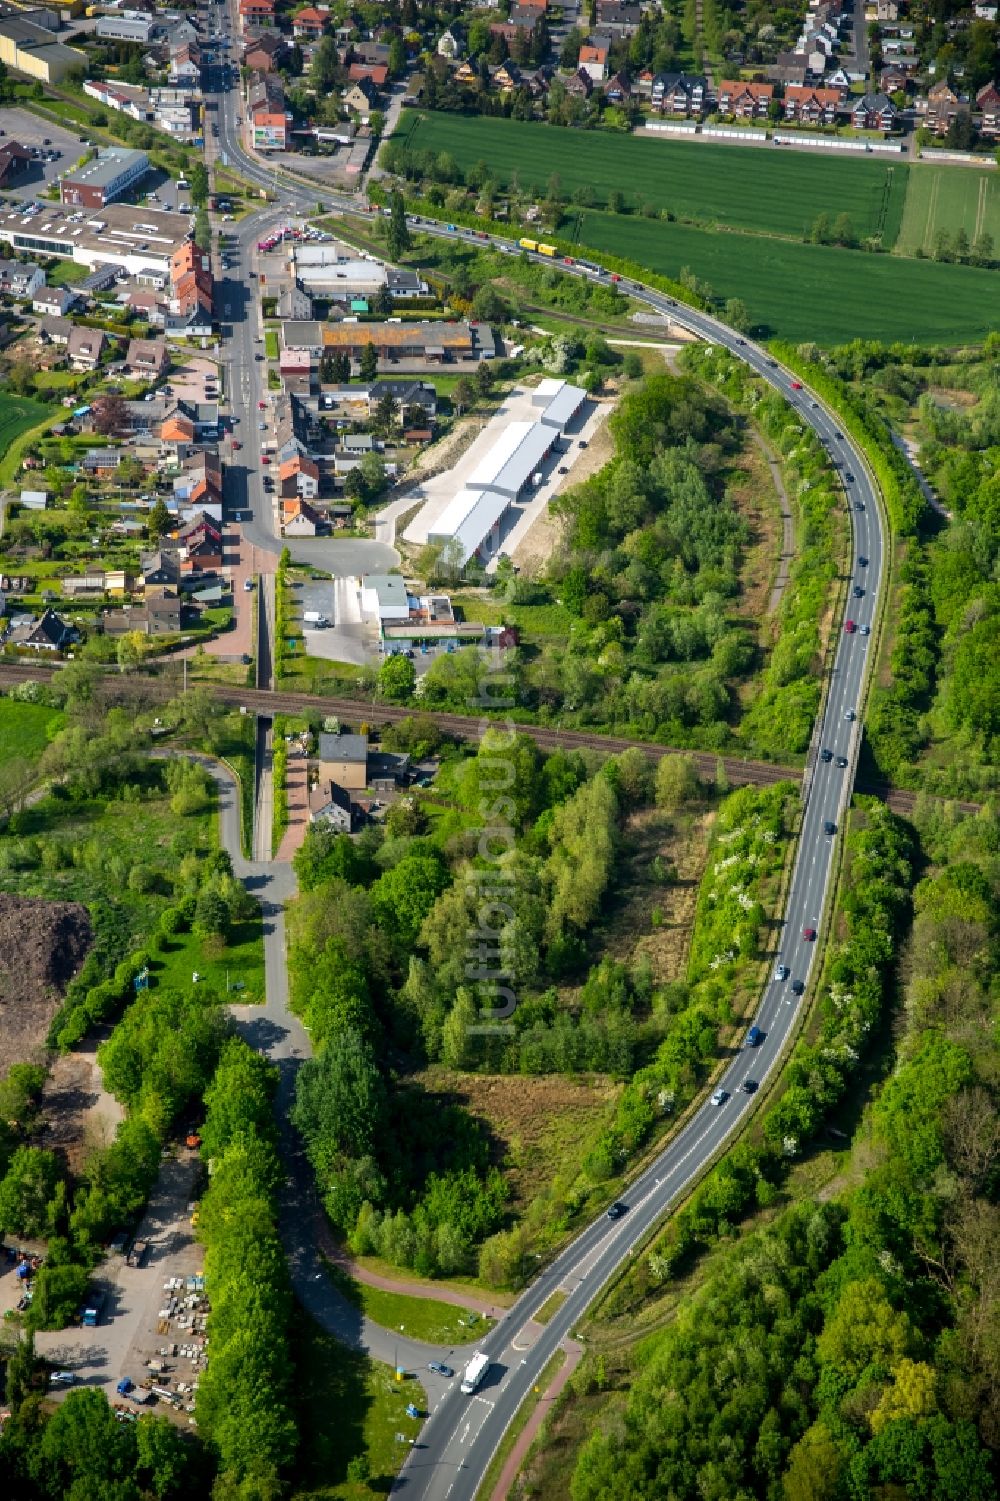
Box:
xmin=293 ymin=575 xmax=375 ymax=667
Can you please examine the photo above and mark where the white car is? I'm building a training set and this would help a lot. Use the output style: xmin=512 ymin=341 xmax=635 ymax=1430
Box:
xmin=711 ymin=1089 xmax=729 ymax=1107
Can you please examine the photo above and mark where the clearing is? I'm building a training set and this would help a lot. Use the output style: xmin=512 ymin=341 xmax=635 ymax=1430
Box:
xmin=896 ymin=161 xmax=1000 ymax=256
xmin=0 ymin=698 xmax=65 ymax=765
xmin=0 ymin=893 xmax=91 ymax=1072
xmin=400 ymin=114 xmax=907 ymax=246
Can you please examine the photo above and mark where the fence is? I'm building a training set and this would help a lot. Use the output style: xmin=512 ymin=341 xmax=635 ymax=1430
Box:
xmin=773 ymin=132 xmax=905 ymax=154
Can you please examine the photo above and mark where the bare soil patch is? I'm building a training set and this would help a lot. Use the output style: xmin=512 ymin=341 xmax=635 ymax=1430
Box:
xmin=39 ymin=1032 xmax=124 ymax=1175
xmin=0 ymin=893 xmax=91 ymax=1073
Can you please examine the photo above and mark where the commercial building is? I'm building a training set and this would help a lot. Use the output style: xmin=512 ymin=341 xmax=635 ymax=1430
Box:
xmin=291 ymin=320 xmax=494 ymax=374
xmin=95 ymin=14 xmax=156 ymax=43
xmin=360 ymin=574 xmax=409 ymax=622
xmin=291 ymin=245 xmax=427 ymax=300
xmin=0 ymin=16 xmax=85 ymax=83
xmin=0 ymin=202 xmax=192 ymax=280
xmin=428 ymin=380 xmax=585 ymax=565
xmin=60 ymin=148 xmax=149 ymax=209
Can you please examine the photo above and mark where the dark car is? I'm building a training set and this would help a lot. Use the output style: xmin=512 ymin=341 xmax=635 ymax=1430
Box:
xmin=824 ymin=820 xmax=837 ymax=835
xmin=428 ymin=1361 xmax=454 ymax=1378
xmin=855 ymin=500 xmax=865 ymax=511
xmin=820 ymin=748 xmax=833 ymax=763
xmin=853 ymin=585 xmax=865 ymax=598
xmin=858 ymin=555 xmax=868 ymax=566
xmin=606 ymin=1202 xmax=628 ymax=1220
xmin=846 ymin=472 xmax=855 ymax=483
xmin=747 ymin=1025 xmax=763 ymax=1047
xmin=836 ymin=755 xmax=848 ymax=768
xmin=791 ymin=979 xmax=805 ymax=995
xmin=743 ymin=1078 xmax=758 ymax=1094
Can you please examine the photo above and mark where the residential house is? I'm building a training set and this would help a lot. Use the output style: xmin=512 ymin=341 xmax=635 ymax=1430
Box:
xmin=317 ymin=731 xmax=368 ymax=790
xmin=349 ymin=41 xmax=390 ymax=68
xmin=82 ymin=448 xmax=122 ymax=475
xmin=126 ymin=337 xmax=170 ymax=379
xmin=594 ymin=0 xmax=641 ymax=34
xmin=922 ymin=79 xmax=969 ymax=134
xmin=344 ymin=78 xmax=379 ymax=115
xmin=976 ymin=81 xmax=1000 ymax=136
xmin=170 ymin=240 xmax=213 ymax=323
xmin=865 ymin=0 xmax=898 ymax=17
xmin=309 ymin=780 xmax=355 ymax=832
xmin=348 ymin=61 xmax=389 ymax=89
xmin=851 ymin=91 xmax=896 ymax=129
xmin=880 ymin=63 xmax=910 ymax=93
xmin=280 ymin=346 xmax=313 ymax=395
xmin=278 ymin=284 xmax=313 ymax=320
xmin=243 ymin=32 xmax=286 ymax=71
xmin=438 ymin=28 xmax=462 ymax=58
xmin=141 ymin=549 xmax=182 ymax=588
xmin=716 ymin=79 xmax=774 ymax=118
xmin=282 ymin=496 xmax=323 ymax=535
xmin=650 ymin=71 xmax=707 ymax=115
xmin=771 ymin=52 xmax=811 ymax=87
xmin=38 ymin=314 xmax=71 ymax=347
xmin=32 ymin=285 xmax=76 ymax=318
xmin=369 ymin=378 xmax=437 ymax=421
xmin=168 ymin=42 xmax=202 ymax=86
xmin=292 ymin=6 xmax=329 ymax=39
xmin=67 ymin=326 xmax=106 ymax=372
xmin=493 ymin=61 xmax=521 ymax=92
xmin=578 ymin=39 xmax=609 ymax=82
xmin=454 ymin=60 xmax=478 ymax=86
xmin=280 ymin=453 xmax=320 ymax=499
xmin=0 ymin=260 xmax=43 ymax=298
xmin=5 ymin=607 xmax=77 ymax=652
xmin=784 ymin=83 xmax=842 ymax=123
xmin=564 ymin=67 xmax=593 ymax=97
xmin=160 ymin=414 xmax=196 ymax=459
xmin=604 ymin=70 xmax=631 ymax=102
xmin=239 ymin=0 xmax=275 ymax=27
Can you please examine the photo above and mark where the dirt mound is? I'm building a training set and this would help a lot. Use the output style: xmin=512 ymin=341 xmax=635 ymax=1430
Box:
xmin=0 ymin=894 xmax=92 ymax=1071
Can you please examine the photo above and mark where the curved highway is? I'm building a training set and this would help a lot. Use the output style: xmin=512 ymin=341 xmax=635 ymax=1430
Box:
xmin=202 ymin=24 xmax=885 ymax=1495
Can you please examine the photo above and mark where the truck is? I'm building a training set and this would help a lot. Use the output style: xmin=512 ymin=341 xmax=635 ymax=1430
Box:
xmin=81 ymin=1290 xmax=105 ymax=1327
xmin=303 ymin=611 xmax=329 ymax=628
xmin=460 ymin=1352 xmax=490 ymax=1394
xmin=126 ymin=1239 xmax=149 ymax=1268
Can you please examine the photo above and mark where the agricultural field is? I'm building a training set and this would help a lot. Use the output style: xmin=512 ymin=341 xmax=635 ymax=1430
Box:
xmin=896 ymin=161 xmax=1000 ymax=255
xmin=0 ymin=392 xmax=53 ymax=459
xmin=0 ymin=698 xmax=65 ymax=765
xmin=401 ymin=113 xmax=908 ymax=245
xmin=573 ymin=210 xmax=1000 ymax=343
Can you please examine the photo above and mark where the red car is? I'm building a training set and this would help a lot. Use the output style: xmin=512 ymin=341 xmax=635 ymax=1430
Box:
xmin=791 ymin=381 xmax=802 ymax=390
xmin=231 ymin=438 xmax=241 ymax=450
xmin=258 ymin=401 xmax=266 ymax=410
xmin=803 ymin=927 xmax=816 ymax=941
xmin=261 ymin=455 xmax=270 ymax=465
xmin=845 ymin=619 xmax=856 ymax=633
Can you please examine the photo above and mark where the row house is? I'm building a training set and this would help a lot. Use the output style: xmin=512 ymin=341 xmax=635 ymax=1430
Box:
xmin=170 ymin=241 xmax=213 ymax=326
xmin=851 ymin=91 xmax=897 ymax=130
xmin=921 ymin=79 xmax=970 ymax=134
xmin=244 ymin=32 xmax=286 ymax=72
xmin=715 ymin=79 xmax=774 ymax=118
xmin=594 ymin=0 xmax=641 ymax=35
xmin=280 ymin=453 xmax=320 ymax=500
xmin=784 ymin=83 xmax=843 ymax=124
xmin=977 ymin=81 xmax=1000 ymax=137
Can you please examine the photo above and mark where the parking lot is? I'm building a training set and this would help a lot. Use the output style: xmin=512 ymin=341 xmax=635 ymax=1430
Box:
xmin=0 ymin=108 xmax=83 ymax=198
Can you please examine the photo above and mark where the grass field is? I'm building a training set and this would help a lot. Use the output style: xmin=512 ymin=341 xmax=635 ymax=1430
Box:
xmin=402 ymin=114 xmax=909 ymax=246
xmin=0 ymin=699 xmax=65 ymax=765
xmin=0 ymin=394 xmax=55 ymax=478
xmin=896 ymin=162 xmax=1000 ymax=255
xmin=573 ymin=210 xmax=1000 ymax=343
xmin=325 ymin=1261 xmax=495 ymax=1344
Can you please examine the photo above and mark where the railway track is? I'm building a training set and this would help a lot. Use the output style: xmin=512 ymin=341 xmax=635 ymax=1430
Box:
xmin=0 ymin=660 xmax=985 ymax=815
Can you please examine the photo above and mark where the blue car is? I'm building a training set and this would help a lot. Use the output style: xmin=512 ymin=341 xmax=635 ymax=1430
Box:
xmin=747 ymin=1025 xmax=763 ymax=1047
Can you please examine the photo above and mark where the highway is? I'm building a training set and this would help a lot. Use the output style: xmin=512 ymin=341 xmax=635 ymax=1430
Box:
xmin=199 ymin=31 xmax=885 ymax=1498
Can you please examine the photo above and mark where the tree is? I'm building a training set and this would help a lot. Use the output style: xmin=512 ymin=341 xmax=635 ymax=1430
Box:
xmin=359 ymin=450 xmax=387 ymax=500
xmin=3 ymin=1330 xmax=38 ymax=1410
xmin=782 ymin=1422 xmax=846 ymax=1501
xmin=453 ymin=377 xmax=475 ymax=414
xmin=193 ymin=207 xmax=211 ymax=253
xmin=471 ymin=284 xmax=509 ymax=324
xmin=370 ymin=853 xmax=450 ymax=949
xmin=359 ymin=340 xmax=379 ymax=381
xmin=293 ymin=1027 xmax=386 ymax=1164
xmin=373 ymin=283 xmax=394 ymax=317
xmin=92 ymin=392 xmax=129 ymax=436
xmin=386 ymin=189 xmax=411 ymax=261
xmin=378 ymin=652 xmax=416 ymax=701
xmin=374 ymin=391 xmax=398 ymax=433
xmin=388 ymin=33 xmax=406 ymax=77
xmin=148 ymin=498 xmax=171 ymax=540
xmin=655 ymin=754 xmax=699 ymax=810
xmin=442 ymin=988 xmax=479 ymax=1068
xmin=38 ymin=1387 xmax=137 ymax=1498
xmin=312 ymin=34 xmax=340 ymax=92
xmin=0 ymin=1146 xmax=62 ymax=1238
xmin=116 ymin=630 xmax=146 ymax=672
xmin=194 ymin=887 xmax=230 ymax=940
xmin=135 ymin=1415 xmax=190 ymax=1498
xmin=723 ymin=297 xmax=750 ymax=333
xmin=187 ymin=161 xmax=209 ymax=207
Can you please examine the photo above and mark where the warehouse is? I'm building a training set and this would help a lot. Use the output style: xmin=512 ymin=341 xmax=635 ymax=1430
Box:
xmin=60 ymin=148 xmax=149 ymax=209
xmin=0 ymin=202 xmax=192 ymax=279
xmin=95 ymin=14 xmax=156 ymax=43
xmin=534 ymin=376 xmax=587 ymax=429
xmin=0 ymin=16 xmax=85 ymax=83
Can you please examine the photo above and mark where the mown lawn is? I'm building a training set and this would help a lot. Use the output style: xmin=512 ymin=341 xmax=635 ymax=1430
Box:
xmin=572 ymin=210 xmax=1000 ymax=343
xmin=325 ymin=1261 xmax=494 ymax=1345
xmin=896 ymin=160 xmax=1000 ymax=256
xmin=0 ymin=699 xmax=65 ymax=765
xmin=400 ymin=113 xmax=908 ymax=246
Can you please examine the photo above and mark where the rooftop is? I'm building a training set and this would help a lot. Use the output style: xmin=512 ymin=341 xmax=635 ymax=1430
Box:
xmin=318 ymin=731 xmax=369 ymax=764
xmin=61 ymin=147 xmax=148 ymax=192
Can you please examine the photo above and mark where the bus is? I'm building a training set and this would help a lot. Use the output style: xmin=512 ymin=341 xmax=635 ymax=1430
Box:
xmin=461 ymin=1352 xmax=490 ymax=1394
xmin=537 ymin=243 xmax=557 ymax=257
xmin=518 ymin=237 xmax=538 ymax=252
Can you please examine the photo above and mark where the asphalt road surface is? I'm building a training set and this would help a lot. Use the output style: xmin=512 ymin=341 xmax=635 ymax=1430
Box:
xmin=204 ymin=42 xmax=884 ymax=1497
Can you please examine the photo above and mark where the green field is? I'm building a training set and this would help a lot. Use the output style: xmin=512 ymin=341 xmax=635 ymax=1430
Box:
xmin=572 ymin=210 xmax=1000 ymax=343
xmin=0 ymin=699 xmax=65 ymax=765
xmin=402 ymin=114 xmax=909 ymax=246
xmin=897 ymin=162 xmax=1000 ymax=255
xmin=0 ymin=394 xmax=54 ymax=464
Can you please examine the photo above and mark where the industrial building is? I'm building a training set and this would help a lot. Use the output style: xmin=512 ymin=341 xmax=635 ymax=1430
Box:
xmin=291 ymin=246 xmax=427 ymax=300
xmin=60 ymin=148 xmax=150 ymax=209
xmin=0 ymin=16 xmax=85 ymax=83
xmin=0 ymin=201 xmax=193 ymax=280
xmin=95 ymin=13 xmax=157 ymax=43
xmin=427 ymin=380 xmax=586 ymax=565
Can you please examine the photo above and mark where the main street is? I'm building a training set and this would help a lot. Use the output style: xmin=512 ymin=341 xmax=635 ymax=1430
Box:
xmin=199 ymin=38 xmax=885 ymax=1499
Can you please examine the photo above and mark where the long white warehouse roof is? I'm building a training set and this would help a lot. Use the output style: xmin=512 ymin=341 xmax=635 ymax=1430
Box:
xmin=428 ymin=486 xmax=510 ymax=564
xmin=466 ymin=420 xmax=535 ymax=491
xmin=539 ymin=380 xmax=586 ymax=430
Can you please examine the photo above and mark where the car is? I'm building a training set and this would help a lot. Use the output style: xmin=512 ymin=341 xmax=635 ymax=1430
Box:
xmin=258 ymin=420 xmax=266 ymax=430
xmin=845 ymin=619 xmax=856 ymax=633
xmin=791 ymin=979 xmax=805 ymax=995
xmin=803 ymin=926 xmax=816 ymax=941
xmin=49 ymin=1371 xmax=76 ymax=1386
xmin=845 ymin=708 xmax=856 ymax=721
xmin=258 ymin=400 xmax=266 ymax=410
xmin=558 ymin=465 xmax=568 ymax=473
xmin=854 ymin=500 xmax=865 ymax=511
xmin=824 ymin=820 xmax=837 ymax=835
xmin=791 ymin=380 xmax=802 ymax=390
xmin=811 ymin=400 xmax=818 ymax=408
xmin=859 ymin=624 xmax=870 ymax=636
xmin=747 ymin=1025 xmax=763 ymax=1047
xmin=853 ymin=585 xmax=865 ymax=598
xmin=845 ymin=472 xmax=855 ymax=483
xmin=231 ymin=438 xmax=241 ymax=450
xmin=775 ymin=964 xmax=789 ymax=981
xmin=835 ymin=430 xmax=843 ymax=440
xmin=743 ymin=1078 xmax=758 ymax=1094
xmin=711 ymin=1089 xmax=729 ymax=1106
xmin=820 ymin=748 xmax=833 ymax=763
xmin=737 ymin=337 xmax=746 ymax=346
xmin=243 ymin=578 xmax=253 ymax=592
xmin=606 ymin=1201 xmax=628 ymax=1220
xmin=261 ymin=455 xmax=270 ymax=464
xmin=255 ymin=353 xmax=264 ymax=362
xmin=858 ymin=555 xmax=868 ymax=567
xmin=428 ymin=1361 xmax=454 ymax=1378
xmin=579 ymin=439 xmax=588 ymax=448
